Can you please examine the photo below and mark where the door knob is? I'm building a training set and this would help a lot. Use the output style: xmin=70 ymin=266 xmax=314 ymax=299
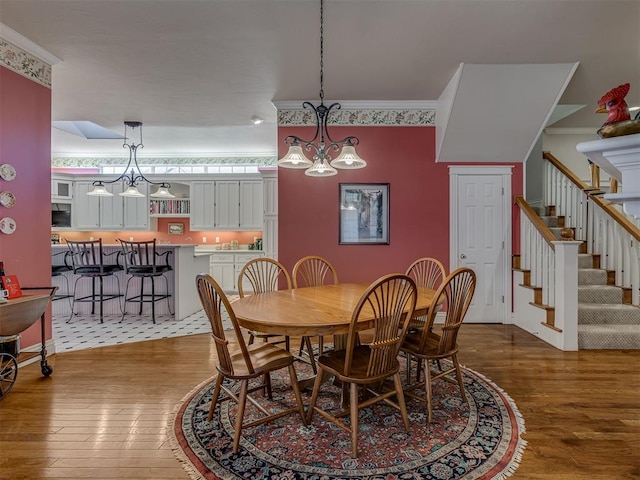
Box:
xmin=460 ymin=253 xmax=466 ymax=259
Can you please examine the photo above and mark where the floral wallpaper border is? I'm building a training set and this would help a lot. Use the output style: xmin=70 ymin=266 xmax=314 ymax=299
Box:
xmin=0 ymin=39 xmax=52 ymax=88
xmin=278 ymin=108 xmax=435 ymax=126
xmin=52 ymin=156 xmax=276 ymax=167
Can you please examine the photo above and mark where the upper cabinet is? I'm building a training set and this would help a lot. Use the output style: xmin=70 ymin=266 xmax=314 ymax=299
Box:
xmin=56 ymin=173 xmax=270 ymax=232
xmin=51 ymin=176 xmax=73 ymax=201
xmin=73 ymin=180 xmax=148 ymax=230
xmin=190 ymin=181 xmax=215 ymax=230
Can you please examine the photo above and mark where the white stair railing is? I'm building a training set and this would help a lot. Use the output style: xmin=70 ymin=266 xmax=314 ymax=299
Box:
xmin=543 ymin=152 xmax=640 ymax=308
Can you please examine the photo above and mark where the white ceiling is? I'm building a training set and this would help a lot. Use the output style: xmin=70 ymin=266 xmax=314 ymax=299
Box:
xmin=1 ymin=0 xmax=639 ymax=158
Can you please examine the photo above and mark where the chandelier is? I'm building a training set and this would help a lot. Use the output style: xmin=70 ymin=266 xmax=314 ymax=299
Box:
xmin=277 ymin=0 xmax=366 ymax=177
xmin=87 ymin=121 xmax=174 ymax=198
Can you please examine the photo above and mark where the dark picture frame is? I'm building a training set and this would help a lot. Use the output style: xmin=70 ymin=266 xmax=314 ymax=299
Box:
xmin=339 ymin=183 xmax=390 ymax=245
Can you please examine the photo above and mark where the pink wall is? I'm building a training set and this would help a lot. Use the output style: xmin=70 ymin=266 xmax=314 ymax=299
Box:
xmin=278 ymin=125 xmax=523 ymax=283
xmin=0 ymin=66 xmax=53 ymax=348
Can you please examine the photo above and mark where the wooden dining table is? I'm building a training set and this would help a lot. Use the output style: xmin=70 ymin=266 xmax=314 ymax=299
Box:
xmin=232 ymin=282 xmax=439 ymax=338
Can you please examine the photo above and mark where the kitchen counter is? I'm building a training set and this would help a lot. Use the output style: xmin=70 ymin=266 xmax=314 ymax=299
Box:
xmin=52 ymin=244 xmax=213 ymax=320
xmin=194 ymin=245 xmax=264 ymax=256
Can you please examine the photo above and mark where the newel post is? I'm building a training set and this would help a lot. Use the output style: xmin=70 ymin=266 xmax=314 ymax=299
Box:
xmin=552 ymin=241 xmax=581 ymax=351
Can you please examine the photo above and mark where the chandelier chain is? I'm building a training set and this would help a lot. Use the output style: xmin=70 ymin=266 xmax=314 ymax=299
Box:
xmin=319 ymin=0 xmax=324 ymax=102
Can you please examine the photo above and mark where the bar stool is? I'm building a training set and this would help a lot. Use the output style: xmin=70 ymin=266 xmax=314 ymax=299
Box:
xmin=51 ymin=250 xmax=74 ymax=312
xmin=66 ymin=239 xmax=124 ymax=324
xmin=118 ymin=239 xmax=173 ymax=324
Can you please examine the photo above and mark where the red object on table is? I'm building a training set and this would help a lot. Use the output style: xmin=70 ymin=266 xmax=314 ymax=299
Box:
xmin=1 ymin=275 xmax=23 ymax=299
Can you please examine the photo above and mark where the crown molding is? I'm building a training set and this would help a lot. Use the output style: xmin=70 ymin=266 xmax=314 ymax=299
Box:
xmin=0 ymin=23 xmax=61 ymax=88
xmin=275 ymin=100 xmax=437 ymax=126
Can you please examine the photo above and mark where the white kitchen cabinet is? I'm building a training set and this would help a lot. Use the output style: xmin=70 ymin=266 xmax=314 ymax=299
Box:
xmin=210 ymin=254 xmax=235 ymax=292
xmin=209 ymin=251 xmax=264 ymax=293
xmin=215 ymin=181 xmax=240 ymax=229
xmin=190 ymin=181 xmax=215 ymax=230
xmin=123 ymin=183 xmax=149 ymax=229
xmin=51 ymin=176 xmax=73 ymax=201
xmin=263 ymin=176 xmax=278 ymax=216
xmin=73 ymin=181 xmax=100 ymax=229
xmin=240 ymin=180 xmax=263 ymax=229
xmin=73 ymin=180 xmax=148 ymax=230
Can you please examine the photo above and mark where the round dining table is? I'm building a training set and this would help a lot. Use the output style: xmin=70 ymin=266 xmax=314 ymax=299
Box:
xmin=231 ymin=282 xmax=439 ymax=337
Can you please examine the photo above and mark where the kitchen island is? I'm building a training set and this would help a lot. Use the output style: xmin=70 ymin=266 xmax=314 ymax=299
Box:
xmin=52 ymin=244 xmax=212 ymax=321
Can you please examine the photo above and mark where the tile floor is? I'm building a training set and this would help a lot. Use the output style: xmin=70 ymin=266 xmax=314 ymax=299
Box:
xmin=53 ymin=297 xmax=237 ymax=353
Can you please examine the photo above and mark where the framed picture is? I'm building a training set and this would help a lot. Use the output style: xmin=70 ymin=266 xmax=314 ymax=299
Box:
xmin=168 ymin=222 xmax=184 ymax=235
xmin=339 ymin=183 xmax=390 ymax=245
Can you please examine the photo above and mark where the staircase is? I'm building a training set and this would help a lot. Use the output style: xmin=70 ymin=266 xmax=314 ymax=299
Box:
xmin=531 ymin=205 xmax=640 ymax=349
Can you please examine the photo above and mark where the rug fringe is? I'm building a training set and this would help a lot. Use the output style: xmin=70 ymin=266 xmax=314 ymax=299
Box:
xmin=167 ymin=376 xmax=217 ymax=480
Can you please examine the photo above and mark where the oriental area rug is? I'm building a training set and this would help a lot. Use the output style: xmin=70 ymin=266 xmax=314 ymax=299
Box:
xmin=170 ymin=362 xmax=526 ymax=480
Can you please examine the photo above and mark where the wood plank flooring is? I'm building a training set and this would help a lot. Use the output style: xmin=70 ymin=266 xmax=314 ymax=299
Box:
xmin=1 ymin=325 xmax=639 ymax=479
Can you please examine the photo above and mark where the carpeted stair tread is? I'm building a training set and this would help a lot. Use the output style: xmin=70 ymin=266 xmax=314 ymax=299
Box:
xmin=578 ymin=269 xmax=608 ymax=285
xmin=578 ymin=324 xmax=640 ymax=349
xmin=578 ymin=254 xmax=595 ymax=269
xmin=578 ymin=304 xmax=640 ymax=325
xmin=578 ymin=285 xmax=622 ymax=304
xmin=549 ymin=227 xmax=563 ymax=240
xmin=539 ymin=216 xmax=559 ymax=227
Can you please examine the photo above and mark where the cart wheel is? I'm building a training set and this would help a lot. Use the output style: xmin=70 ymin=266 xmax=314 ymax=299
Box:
xmin=41 ymin=364 xmax=53 ymax=377
xmin=0 ymin=353 xmax=18 ymax=400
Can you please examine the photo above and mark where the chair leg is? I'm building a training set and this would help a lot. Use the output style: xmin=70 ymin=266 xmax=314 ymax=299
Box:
xmin=67 ymin=276 xmax=82 ymax=323
xmin=306 ymin=367 xmax=324 ymax=424
xmin=425 ymin=363 xmax=434 ymax=423
xmin=287 ymin=364 xmax=307 ymax=426
xmin=139 ymin=277 xmax=144 ymax=315
xmin=99 ymin=276 xmax=104 ymax=323
xmin=151 ymin=276 xmax=156 ymax=324
xmin=392 ymin=373 xmax=410 ymax=431
xmin=120 ymin=276 xmax=134 ymax=323
xmin=232 ymin=379 xmax=249 ymax=454
xmin=350 ymin=382 xmax=359 ymax=458
xmin=452 ymin=353 xmax=467 ymax=403
xmin=91 ymin=277 xmax=96 ymax=315
xmin=208 ymin=374 xmax=224 ymax=421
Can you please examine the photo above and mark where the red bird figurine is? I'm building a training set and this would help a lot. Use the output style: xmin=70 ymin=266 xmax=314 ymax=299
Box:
xmin=596 ymin=83 xmax=631 ymax=125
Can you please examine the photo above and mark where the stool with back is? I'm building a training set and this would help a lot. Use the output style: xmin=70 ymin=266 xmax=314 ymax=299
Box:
xmin=118 ymin=239 xmax=173 ymax=324
xmin=65 ymin=239 xmax=123 ymax=324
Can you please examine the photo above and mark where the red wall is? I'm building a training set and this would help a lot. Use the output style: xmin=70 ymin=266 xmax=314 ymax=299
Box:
xmin=278 ymin=125 xmax=523 ymax=283
xmin=0 ymin=66 xmax=53 ymax=347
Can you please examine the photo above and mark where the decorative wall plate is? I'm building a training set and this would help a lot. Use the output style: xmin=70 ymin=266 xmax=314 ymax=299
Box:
xmin=0 ymin=217 xmax=16 ymax=234
xmin=0 ymin=164 xmax=16 ymax=181
xmin=0 ymin=191 xmax=15 ymax=208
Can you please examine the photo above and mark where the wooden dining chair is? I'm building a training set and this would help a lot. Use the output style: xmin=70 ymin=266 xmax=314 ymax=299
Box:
xmin=404 ymin=257 xmax=446 ymax=381
xmin=400 ymin=267 xmax=476 ymax=423
xmin=291 ymin=255 xmax=339 ymax=372
xmin=306 ymin=273 xmax=417 ymax=458
xmin=238 ymin=257 xmax=293 ymax=350
xmin=196 ymin=274 xmax=307 ymax=454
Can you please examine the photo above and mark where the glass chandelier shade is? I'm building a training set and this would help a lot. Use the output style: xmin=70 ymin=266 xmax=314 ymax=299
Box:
xmin=278 ymin=0 xmax=365 ymax=177
xmin=87 ymin=121 xmax=175 ymax=198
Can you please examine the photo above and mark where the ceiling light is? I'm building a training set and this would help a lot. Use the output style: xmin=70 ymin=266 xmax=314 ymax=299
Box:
xmin=87 ymin=121 xmax=175 ymax=198
xmin=251 ymin=115 xmax=264 ymax=125
xmin=277 ymin=0 xmax=366 ymax=177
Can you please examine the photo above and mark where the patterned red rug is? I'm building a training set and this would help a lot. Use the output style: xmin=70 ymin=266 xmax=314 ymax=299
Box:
xmin=170 ymin=361 xmax=526 ymax=479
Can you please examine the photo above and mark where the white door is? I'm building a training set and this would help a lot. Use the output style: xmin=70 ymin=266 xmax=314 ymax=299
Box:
xmin=450 ymin=166 xmax=512 ymax=323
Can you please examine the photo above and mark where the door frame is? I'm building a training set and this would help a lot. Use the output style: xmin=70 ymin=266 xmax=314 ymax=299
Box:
xmin=449 ymin=165 xmax=513 ymax=324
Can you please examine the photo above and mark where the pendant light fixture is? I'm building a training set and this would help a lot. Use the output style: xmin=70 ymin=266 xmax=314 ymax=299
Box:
xmin=87 ymin=121 xmax=174 ymax=198
xmin=277 ymin=0 xmax=366 ymax=177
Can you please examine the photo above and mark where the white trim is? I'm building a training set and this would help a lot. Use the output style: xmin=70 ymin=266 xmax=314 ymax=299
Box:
xmin=273 ymin=100 xmax=437 ymax=111
xmin=449 ymin=165 xmax=513 ymax=324
xmin=0 ymin=22 xmax=61 ymax=66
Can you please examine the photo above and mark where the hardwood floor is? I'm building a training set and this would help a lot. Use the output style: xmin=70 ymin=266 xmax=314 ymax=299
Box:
xmin=1 ymin=325 xmax=639 ymax=479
